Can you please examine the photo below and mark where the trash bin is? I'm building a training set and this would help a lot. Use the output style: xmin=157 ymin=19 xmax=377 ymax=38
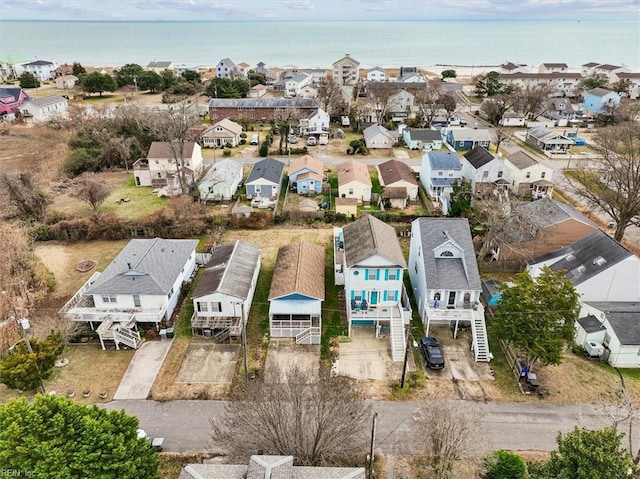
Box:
xmin=159 ymin=329 xmax=167 ymax=339
xmin=203 ymin=329 xmax=212 ymax=337
xmin=166 ymin=327 xmax=174 ymax=339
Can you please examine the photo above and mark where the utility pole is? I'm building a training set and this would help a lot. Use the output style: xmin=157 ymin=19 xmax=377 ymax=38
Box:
xmin=400 ymin=323 xmax=411 ymax=388
xmin=240 ymin=301 xmax=249 ymax=386
xmin=368 ymin=412 xmax=378 ymax=479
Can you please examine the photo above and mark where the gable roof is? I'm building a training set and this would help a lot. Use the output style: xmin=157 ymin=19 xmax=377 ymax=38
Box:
xmin=208 ymin=118 xmax=242 ymax=135
xmin=337 ymin=159 xmax=371 ymax=186
xmin=378 ymin=159 xmax=417 ymax=186
xmin=530 ymin=230 xmax=633 ymax=286
xmin=24 ymin=60 xmax=54 ymax=66
xmin=363 ymin=123 xmax=394 ymax=142
xmin=200 ymin=159 xmax=242 ymax=186
xmin=246 ymin=158 xmax=285 ymax=185
xmin=22 ymin=95 xmax=66 ymax=108
xmin=192 ymin=241 xmax=260 ymax=300
xmin=542 ymin=62 xmax=568 ymax=68
xmin=588 ymin=87 xmax=615 ymax=97
xmin=269 ymin=242 xmax=325 ymax=301
xmin=414 ymin=218 xmax=481 ymax=291
xmin=289 ymin=155 xmax=323 ymax=176
xmin=584 ymin=302 xmax=640 ymax=345
xmin=343 ymin=215 xmax=406 ymax=268
xmin=505 ymin=150 xmax=540 ymax=169
xmin=208 ymin=98 xmax=318 ymax=109
xmin=463 ymin=146 xmax=495 ymax=169
xmin=147 ymin=61 xmax=173 ymax=68
xmin=86 ymin=238 xmax=198 ymax=296
xmin=449 ymin=128 xmax=492 ymax=142
xmin=427 ymin=151 xmax=461 ymax=170
xmin=147 ymin=141 xmax=197 ymax=159
xmin=515 ymin=197 xmax=597 ymax=229
xmin=404 ymin=128 xmax=441 ymax=142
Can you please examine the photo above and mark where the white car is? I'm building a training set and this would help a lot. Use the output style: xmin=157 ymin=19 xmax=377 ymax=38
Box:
xmin=307 ymin=136 xmax=317 ymax=146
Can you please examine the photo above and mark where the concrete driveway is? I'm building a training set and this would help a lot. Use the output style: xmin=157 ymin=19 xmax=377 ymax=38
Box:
xmin=113 ymin=339 xmax=173 ymax=400
xmin=176 ymin=341 xmax=239 ymax=384
xmin=264 ymin=339 xmax=320 ymax=382
xmin=337 ymin=326 xmax=416 ymax=381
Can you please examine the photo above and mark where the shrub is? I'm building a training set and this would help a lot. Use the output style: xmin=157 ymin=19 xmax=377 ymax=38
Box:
xmin=63 ymin=148 xmax=101 ymax=177
xmin=259 ymin=141 xmax=269 ymax=157
xmin=222 ymin=149 xmax=232 ymax=157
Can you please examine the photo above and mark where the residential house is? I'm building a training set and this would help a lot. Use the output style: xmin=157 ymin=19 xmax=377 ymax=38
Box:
xmin=55 ymin=75 xmax=77 ymax=90
xmin=288 ymin=154 xmax=324 ymax=194
xmin=332 ymin=54 xmax=360 ymax=86
xmin=180 ymin=455 xmax=365 ymax=479
xmin=402 ymin=128 xmax=443 ymax=151
xmin=583 ymin=88 xmax=621 ymax=114
xmin=503 ymin=150 xmax=554 ymax=198
xmin=337 ymin=159 xmax=372 ymax=205
xmin=298 ymin=83 xmax=319 ymax=100
xmin=546 ymin=98 xmax=576 ymax=126
xmin=22 ymin=59 xmax=56 ymax=80
xmin=419 ymin=151 xmax=462 ymax=214
xmin=377 ymin=159 xmax=419 ymax=206
xmin=538 ymin=62 xmax=569 ymax=74
xmin=268 ymin=242 xmax=324 ymax=344
xmin=282 ymin=72 xmax=313 ymax=97
xmin=610 ymin=72 xmax=640 ymax=99
xmin=499 ymin=112 xmax=526 ymax=127
xmin=215 ymin=58 xmax=237 ymax=78
xmin=254 ymin=61 xmax=269 ymax=77
xmin=236 ymin=62 xmax=251 ymax=78
xmin=246 ymin=157 xmax=285 ymax=199
xmin=201 ymin=118 xmax=243 ymax=148
xmin=208 ymin=98 xmax=318 ymax=122
xmin=500 ymin=61 xmax=529 ymax=74
xmin=363 ymin=123 xmax=395 ymax=149
xmin=248 ymin=84 xmax=267 ymax=98
xmin=59 ymin=238 xmax=198 ymax=349
xmin=367 ymin=66 xmax=386 ymax=82
xmin=334 ymin=215 xmax=411 ymax=361
xmin=53 ymin=63 xmax=73 ymax=77
xmin=525 ymin=126 xmax=573 ymax=155
xmin=408 ymin=218 xmax=490 ymax=361
xmin=498 ymin=73 xmax=582 ymax=98
xmin=0 ymin=86 xmax=28 ymax=116
xmin=146 ymin=61 xmax=174 ymax=73
xmin=487 ymin=197 xmax=598 ymax=261
xmin=575 ymin=302 xmax=640 ymax=368
xmin=198 ymin=159 xmax=243 ymax=202
xmin=133 ymin=141 xmax=204 ymax=193
xmin=19 ymin=95 xmax=68 ymax=123
xmin=386 ymin=89 xmax=415 ymax=120
xmin=299 ymin=108 xmax=330 ymax=136
xmin=461 ymin=146 xmax=509 ymax=200
xmin=191 ymin=241 xmax=261 ymax=338
xmin=583 ymin=62 xmax=630 ymax=79
xmin=397 ymin=71 xmax=425 ymax=83
xmin=445 ymin=128 xmax=491 ymax=151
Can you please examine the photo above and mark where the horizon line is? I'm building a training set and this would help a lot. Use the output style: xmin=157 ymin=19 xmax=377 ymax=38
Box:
xmin=2 ymin=18 xmax=636 ymax=23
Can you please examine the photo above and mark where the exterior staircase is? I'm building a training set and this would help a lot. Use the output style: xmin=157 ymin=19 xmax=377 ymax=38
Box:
xmin=114 ymin=326 xmax=142 ymax=349
xmin=214 ymin=328 xmax=230 ymax=343
xmin=295 ymin=327 xmax=320 ymax=345
xmin=471 ymin=310 xmax=491 ymax=362
xmin=389 ymin=319 xmax=406 ymax=362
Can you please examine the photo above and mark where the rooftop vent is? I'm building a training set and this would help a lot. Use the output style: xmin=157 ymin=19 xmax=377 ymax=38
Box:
xmin=593 ymin=256 xmax=607 ymax=266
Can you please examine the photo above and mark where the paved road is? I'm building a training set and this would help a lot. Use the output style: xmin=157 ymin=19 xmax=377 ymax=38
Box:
xmin=103 ymin=399 xmax=635 ymax=454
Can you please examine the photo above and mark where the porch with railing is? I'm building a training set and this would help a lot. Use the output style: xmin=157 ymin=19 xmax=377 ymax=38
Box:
xmin=191 ymin=312 xmax=242 ymax=337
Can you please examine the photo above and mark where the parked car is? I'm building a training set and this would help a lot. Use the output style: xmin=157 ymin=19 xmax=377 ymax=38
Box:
xmin=631 ymin=216 xmax=640 ymax=227
xmin=307 ymin=136 xmax=317 ymax=146
xmin=288 ymin=134 xmax=298 ymax=144
xmin=420 ymin=337 xmax=445 ymax=369
xmin=250 ymin=134 xmax=259 ymax=145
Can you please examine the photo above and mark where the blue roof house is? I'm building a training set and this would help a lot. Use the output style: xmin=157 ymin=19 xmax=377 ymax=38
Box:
xmin=583 ymin=88 xmax=620 ymax=114
xmin=419 ymin=151 xmax=462 ymax=214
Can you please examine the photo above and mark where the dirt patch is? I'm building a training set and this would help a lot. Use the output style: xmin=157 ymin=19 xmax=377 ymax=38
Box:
xmin=264 ymin=339 xmax=320 ymax=381
xmin=176 ymin=342 xmax=239 ymax=384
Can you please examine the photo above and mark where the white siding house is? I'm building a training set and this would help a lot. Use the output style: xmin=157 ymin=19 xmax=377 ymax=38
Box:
xmin=19 ymin=95 xmax=68 ymax=123
xmin=419 ymin=151 xmax=462 ymax=214
xmin=503 ymin=151 xmax=554 ymax=199
xmin=133 ymin=141 xmax=204 ymax=193
xmin=337 ymin=159 xmax=372 ymax=205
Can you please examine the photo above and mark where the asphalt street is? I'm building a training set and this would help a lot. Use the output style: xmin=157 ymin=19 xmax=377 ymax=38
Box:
xmin=103 ymin=399 xmax=636 ymax=455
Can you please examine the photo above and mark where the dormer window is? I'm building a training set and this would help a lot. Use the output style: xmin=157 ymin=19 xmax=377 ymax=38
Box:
xmin=440 ymin=251 xmax=454 ymax=257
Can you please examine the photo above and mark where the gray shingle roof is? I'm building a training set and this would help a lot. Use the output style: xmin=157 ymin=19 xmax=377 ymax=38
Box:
xmin=246 ymin=158 xmax=285 ymax=185
xmin=463 ymin=146 xmax=495 ymax=169
xmin=589 ymin=87 xmax=615 ymax=97
xmin=414 ymin=218 xmax=481 ymax=291
xmin=427 ymin=151 xmax=461 ymax=170
xmin=343 ymin=215 xmax=406 ymax=268
xmin=192 ymin=240 xmax=260 ymax=300
xmin=208 ymin=98 xmax=318 ymax=109
xmin=526 ymin=126 xmax=573 ymax=145
xmin=576 ymin=314 xmax=607 ymax=334
xmin=530 ymin=230 xmax=632 ymax=286
xmin=86 ymin=238 xmax=198 ymax=296
xmin=449 ymin=128 xmax=492 ymax=142
xmin=23 ymin=95 xmax=66 ymax=108
xmin=584 ymin=302 xmax=640 ymax=345
xmin=405 ymin=128 xmax=441 ymax=142
xmin=515 ymin=197 xmax=597 ymax=229
xmin=506 ymin=151 xmax=539 ymax=169
xmin=363 ymin=123 xmax=394 ymax=141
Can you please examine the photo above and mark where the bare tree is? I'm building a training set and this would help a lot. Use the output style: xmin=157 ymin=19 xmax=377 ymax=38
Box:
xmin=73 ymin=178 xmax=110 ymax=214
xmin=413 ymin=401 xmax=479 ymax=479
xmin=139 ymin=101 xmax=201 ymax=194
xmin=0 ymin=172 xmax=48 ymax=221
xmin=493 ymin=124 xmax=512 ymax=153
xmin=317 ymin=77 xmax=346 ymax=116
xmin=511 ymin=83 xmax=554 ymax=120
xmin=480 ymin=95 xmax=517 ymax=126
xmin=415 ymin=80 xmax=442 ymax=127
xmin=567 ymin=122 xmax=640 ymax=241
xmin=273 ymin=106 xmax=302 ymax=154
xmin=210 ymin=365 xmax=372 ymax=466
xmin=366 ymin=82 xmax=397 ymax=124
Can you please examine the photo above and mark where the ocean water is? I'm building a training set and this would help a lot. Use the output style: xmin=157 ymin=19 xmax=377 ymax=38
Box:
xmin=1 ymin=20 xmax=638 ymax=70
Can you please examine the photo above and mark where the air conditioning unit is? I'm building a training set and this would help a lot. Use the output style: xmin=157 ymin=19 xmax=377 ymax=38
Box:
xmin=584 ymin=341 xmax=604 ymax=358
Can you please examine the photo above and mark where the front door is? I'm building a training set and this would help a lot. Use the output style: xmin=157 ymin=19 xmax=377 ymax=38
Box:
xmin=447 ymin=291 xmax=456 ymax=307
xmin=370 ymin=291 xmax=378 ymax=305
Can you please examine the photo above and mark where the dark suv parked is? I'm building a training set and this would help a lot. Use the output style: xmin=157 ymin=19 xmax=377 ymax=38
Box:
xmin=420 ymin=337 xmax=445 ymax=369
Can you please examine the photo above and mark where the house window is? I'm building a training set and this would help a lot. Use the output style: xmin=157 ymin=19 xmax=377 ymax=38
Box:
xmin=211 ymin=302 xmax=222 ymax=312
xmin=385 ymin=291 xmax=395 ymax=301
xmin=483 ymin=171 xmax=489 ymax=178
xmin=366 ymin=269 xmax=377 ymax=280
xmin=133 ymin=295 xmax=141 ymax=307
xmin=541 ymin=172 xmax=546 ymax=179
xmin=348 ymin=188 xmax=354 ymax=195
xmin=497 ymin=171 xmax=503 ymax=178
xmin=197 ymin=301 xmax=208 ymax=312
xmin=157 ymin=173 xmax=162 ymax=178
xmin=438 ymin=171 xmax=444 ymax=176
xmin=388 ymin=270 xmax=398 ymax=280
xmin=440 ymin=251 xmax=454 ymax=257
xmin=101 ymin=295 xmax=117 ymax=303
xmin=526 ymin=172 xmax=531 ymax=179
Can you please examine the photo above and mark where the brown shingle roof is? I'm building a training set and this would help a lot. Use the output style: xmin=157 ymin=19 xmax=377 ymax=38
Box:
xmin=289 ymin=154 xmax=323 ymax=176
xmin=268 ymin=242 xmax=325 ymax=301
xmin=343 ymin=215 xmax=406 ymax=268
xmin=382 ymin=186 xmax=408 ymax=199
xmin=377 ymin=159 xmax=418 ymax=186
xmin=337 ymin=159 xmax=371 ymax=186
xmin=147 ymin=141 xmax=196 ymax=159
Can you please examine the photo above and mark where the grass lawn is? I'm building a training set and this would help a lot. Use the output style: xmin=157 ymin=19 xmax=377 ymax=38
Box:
xmin=101 ymin=177 xmax=168 ymax=219
xmin=75 ymin=94 xmax=126 ymax=104
xmin=321 ymin=243 xmax=347 ymax=362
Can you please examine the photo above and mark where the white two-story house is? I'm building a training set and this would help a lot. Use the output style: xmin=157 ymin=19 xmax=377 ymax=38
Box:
xmin=461 ymin=146 xmax=509 ymax=201
xmin=503 ymin=151 xmax=554 ymax=199
xmin=334 ymin=215 xmax=411 ymax=362
xmin=408 ymin=218 xmax=490 ymax=362
xmin=133 ymin=141 xmax=204 ymax=194
xmin=299 ymin=108 xmax=330 ymax=136
xmin=419 ymin=151 xmax=462 ymax=214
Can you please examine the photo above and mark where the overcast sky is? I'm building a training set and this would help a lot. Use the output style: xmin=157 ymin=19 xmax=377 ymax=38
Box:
xmin=2 ymin=0 xmax=639 ymax=21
